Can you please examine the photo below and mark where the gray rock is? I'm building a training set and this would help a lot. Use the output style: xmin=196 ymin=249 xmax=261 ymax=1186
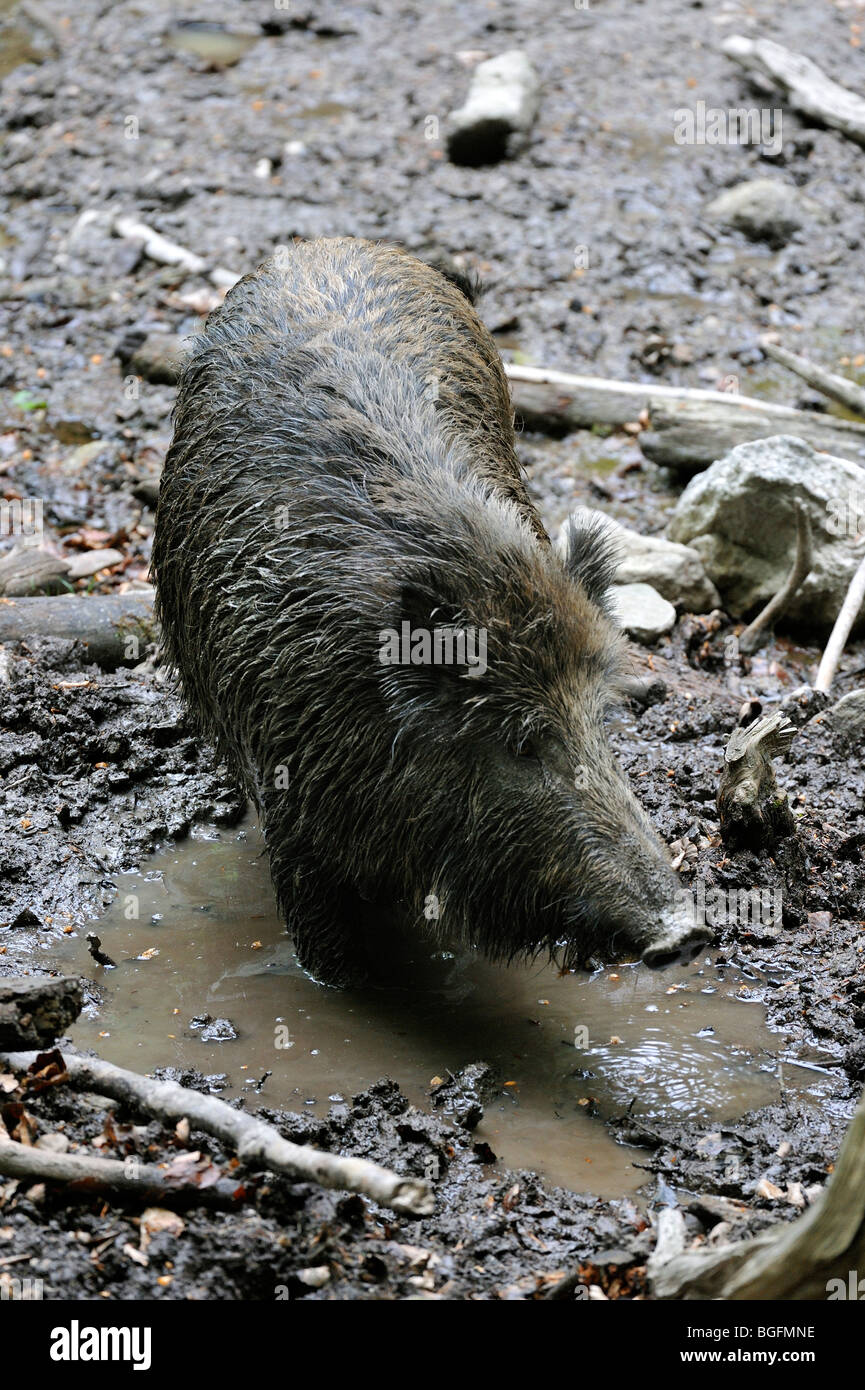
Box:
xmin=667 ymin=435 xmax=865 ymax=630
xmin=705 ymin=178 xmax=815 ymax=245
xmin=0 ymin=546 xmax=70 ymax=597
xmin=198 ymin=1017 xmax=238 ymax=1043
xmin=823 ymin=688 xmax=865 ymax=742
xmin=556 ymin=510 xmax=720 ymax=611
xmin=609 ymin=582 xmax=676 ymax=644
xmin=447 ymin=50 xmax=540 ymax=165
xmin=66 ymin=548 xmax=124 ymax=580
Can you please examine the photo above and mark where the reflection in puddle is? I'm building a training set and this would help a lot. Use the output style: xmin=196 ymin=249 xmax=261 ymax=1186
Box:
xmin=50 ymin=816 xmax=828 ymax=1197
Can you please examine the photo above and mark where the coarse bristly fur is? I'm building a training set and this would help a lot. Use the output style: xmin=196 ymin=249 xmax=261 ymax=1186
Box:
xmin=153 ymin=236 xmax=703 ymax=986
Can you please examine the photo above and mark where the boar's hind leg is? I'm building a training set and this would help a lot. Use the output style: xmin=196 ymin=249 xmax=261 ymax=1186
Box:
xmin=280 ymin=861 xmax=371 ymax=988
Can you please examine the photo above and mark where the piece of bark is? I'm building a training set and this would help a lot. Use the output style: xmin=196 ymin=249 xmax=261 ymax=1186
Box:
xmin=717 ymin=710 xmax=796 ymax=850
xmin=762 ymin=340 xmax=865 ymax=420
xmin=815 ymin=554 xmax=865 ymax=694
xmin=639 ymin=398 xmax=865 ymax=472
xmin=0 ymin=591 xmax=156 ymax=668
xmin=0 ymin=547 xmax=71 ymax=597
xmin=651 ymin=1083 xmax=865 ymax=1299
xmin=0 ymin=1050 xmax=435 ymax=1217
xmin=0 ymin=977 xmax=83 ymax=1048
xmin=724 ymin=34 xmax=865 ymax=147
xmin=738 ymin=504 xmax=814 ymax=654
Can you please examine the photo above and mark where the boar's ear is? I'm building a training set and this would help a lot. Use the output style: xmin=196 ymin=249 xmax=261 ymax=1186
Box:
xmin=396 ymin=575 xmax=468 ymax=639
xmin=562 ymin=511 xmax=620 ymax=615
xmin=383 ymin=575 xmax=486 ymax=682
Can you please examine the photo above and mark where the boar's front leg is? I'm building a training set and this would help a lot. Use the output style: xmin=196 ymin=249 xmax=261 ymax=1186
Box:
xmin=276 ymin=856 xmax=371 ymax=988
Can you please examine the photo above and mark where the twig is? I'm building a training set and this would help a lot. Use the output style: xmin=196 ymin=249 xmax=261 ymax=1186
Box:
xmin=0 ymin=1051 xmax=434 ymax=1217
xmin=815 ymin=554 xmax=865 ymax=693
xmin=738 ymin=504 xmax=814 ymax=654
xmin=723 ymin=34 xmax=865 ymax=147
xmin=504 ymin=362 xmax=812 ymax=415
xmin=113 ymin=216 xmax=240 ymax=290
xmin=761 ymin=340 xmax=865 ymax=419
xmin=0 ymin=1134 xmax=245 ymax=1205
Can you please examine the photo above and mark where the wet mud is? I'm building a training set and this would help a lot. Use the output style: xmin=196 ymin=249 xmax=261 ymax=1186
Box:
xmin=1 ymin=0 xmax=864 ymax=1300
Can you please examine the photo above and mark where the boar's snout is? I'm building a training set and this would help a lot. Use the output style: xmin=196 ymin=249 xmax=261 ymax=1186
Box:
xmin=640 ymin=910 xmax=712 ymax=970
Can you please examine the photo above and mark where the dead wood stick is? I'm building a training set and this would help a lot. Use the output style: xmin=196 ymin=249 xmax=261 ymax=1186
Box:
xmin=0 ymin=591 xmax=156 ymax=669
xmin=504 ymin=365 xmax=865 ymax=463
xmin=113 ymin=216 xmax=240 ymax=290
xmin=738 ymin=504 xmax=814 ymax=654
xmin=815 ymin=553 xmax=865 ymax=693
xmin=723 ymin=34 xmax=865 ymax=147
xmin=762 ymin=340 xmax=865 ymax=419
xmin=0 ymin=1134 xmax=244 ymax=1205
xmin=0 ymin=1051 xmax=434 ymax=1217
xmin=505 ymin=363 xmax=767 ymax=415
xmin=717 ymin=710 xmax=796 ymax=850
xmin=651 ymin=1084 xmax=865 ymax=1299
xmin=640 ymin=399 xmax=865 ymax=472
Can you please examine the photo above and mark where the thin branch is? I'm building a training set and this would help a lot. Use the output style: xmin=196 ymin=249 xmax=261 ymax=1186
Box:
xmin=113 ymin=215 xmax=240 ymax=290
xmin=723 ymin=34 xmax=865 ymax=147
xmin=762 ymin=339 xmax=865 ymax=419
xmin=0 ymin=1134 xmax=245 ymax=1206
xmin=0 ymin=1051 xmax=434 ymax=1217
xmin=815 ymin=553 xmax=865 ymax=693
xmin=738 ymin=504 xmax=814 ymax=654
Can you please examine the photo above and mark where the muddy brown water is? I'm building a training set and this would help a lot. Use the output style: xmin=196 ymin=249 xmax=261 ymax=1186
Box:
xmin=47 ymin=815 xmax=833 ymax=1198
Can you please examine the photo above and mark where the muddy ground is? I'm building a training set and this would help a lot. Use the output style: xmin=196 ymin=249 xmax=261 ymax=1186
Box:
xmin=1 ymin=0 xmax=864 ymax=1300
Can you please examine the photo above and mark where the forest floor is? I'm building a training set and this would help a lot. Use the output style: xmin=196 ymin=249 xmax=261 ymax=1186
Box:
xmin=0 ymin=0 xmax=863 ymax=1299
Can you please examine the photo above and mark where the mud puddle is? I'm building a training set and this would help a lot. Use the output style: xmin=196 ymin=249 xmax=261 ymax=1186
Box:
xmin=48 ymin=816 xmax=832 ymax=1198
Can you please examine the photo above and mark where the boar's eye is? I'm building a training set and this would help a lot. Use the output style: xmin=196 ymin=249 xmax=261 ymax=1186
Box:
xmin=515 ymin=738 xmax=540 ymax=760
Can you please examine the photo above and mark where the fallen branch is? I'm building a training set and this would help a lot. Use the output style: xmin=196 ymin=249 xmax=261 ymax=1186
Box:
xmin=0 ymin=1051 xmax=434 ymax=1217
xmin=505 ymin=364 xmax=753 ymax=429
xmin=815 ymin=553 xmax=865 ymax=693
xmin=738 ymin=504 xmax=814 ymax=654
xmin=724 ymin=34 xmax=865 ymax=147
xmin=113 ymin=216 xmax=240 ymax=290
xmin=0 ymin=1134 xmax=246 ymax=1206
xmin=761 ymin=339 xmax=865 ymax=420
xmin=640 ymin=398 xmax=865 ymax=472
xmin=0 ymin=591 xmax=156 ymax=669
xmin=717 ymin=709 xmax=796 ymax=850
xmin=503 ymin=365 xmax=865 ymax=464
xmin=650 ymin=1084 xmax=865 ymax=1299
